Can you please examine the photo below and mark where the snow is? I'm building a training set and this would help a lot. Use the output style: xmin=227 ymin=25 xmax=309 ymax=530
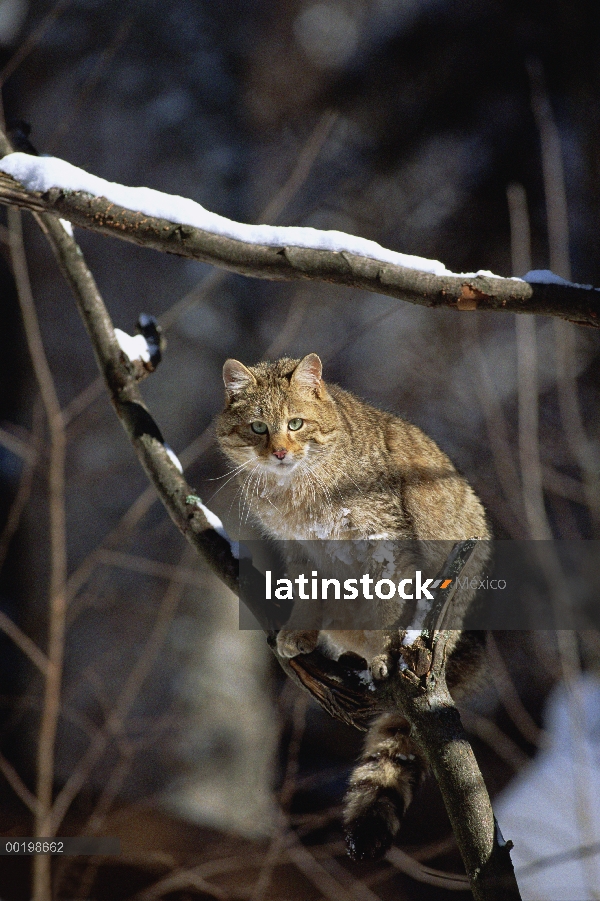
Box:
xmin=402 ymin=629 xmax=422 ymax=646
xmin=164 ymin=445 xmax=183 ymax=474
xmin=114 ymin=328 xmax=151 ymax=364
xmin=188 ymin=496 xmax=240 ymax=560
xmin=356 ymin=669 xmax=377 ymax=692
xmin=524 ymin=269 xmax=596 ymax=291
xmin=0 ymin=152 xmax=510 ymax=280
xmin=496 ymin=675 xmax=600 ymax=901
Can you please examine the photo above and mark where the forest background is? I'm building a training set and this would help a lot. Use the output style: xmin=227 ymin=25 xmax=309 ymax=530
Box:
xmin=0 ymin=1 xmax=599 ymax=899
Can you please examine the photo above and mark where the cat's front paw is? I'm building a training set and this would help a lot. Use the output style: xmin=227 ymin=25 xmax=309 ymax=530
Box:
xmin=276 ymin=629 xmax=320 ymax=658
xmin=370 ymin=653 xmax=394 ymax=681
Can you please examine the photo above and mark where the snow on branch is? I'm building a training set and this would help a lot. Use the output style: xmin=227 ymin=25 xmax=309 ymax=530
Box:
xmin=0 ymin=152 xmax=599 ymax=327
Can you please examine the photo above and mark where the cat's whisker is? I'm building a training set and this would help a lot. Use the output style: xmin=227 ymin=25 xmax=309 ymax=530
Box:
xmin=231 ymin=461 xmax=259 ymax=525
xmin=208 ymin=459 xmax=253 ymax=502
xmin=302 ymin=461 xmax=334 ymax=509
xmin=205 ymin=460 xmax=252 ymax=482
xmin=240 ymin=463 xmax=262 ymax=525
xmin=264 ymin=495 xmax=282 ymax=515
xmin=245 ymin=469 xmax=260 ymax=524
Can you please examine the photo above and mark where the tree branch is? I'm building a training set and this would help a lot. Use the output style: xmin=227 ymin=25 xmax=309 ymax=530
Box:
xmin=0 ymin=153 xmax=598 ymax=326
xmin=388 ymin=634 xmax=521 ymax=901
xmin=31 ymin=208 xmax=240 ymax=596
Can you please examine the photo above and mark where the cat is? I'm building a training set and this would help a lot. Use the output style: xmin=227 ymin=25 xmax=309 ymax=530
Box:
xmin=216 ymin=352 xmax=489 ymax=859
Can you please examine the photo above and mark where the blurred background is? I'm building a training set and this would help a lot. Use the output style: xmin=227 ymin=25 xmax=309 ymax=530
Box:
xmin=0 ymin=0 xmax=600 ymax=898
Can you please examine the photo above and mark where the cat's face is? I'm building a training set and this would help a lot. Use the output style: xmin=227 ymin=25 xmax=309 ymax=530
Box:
xmin=216 ymin=354 xmax=338 ymax=479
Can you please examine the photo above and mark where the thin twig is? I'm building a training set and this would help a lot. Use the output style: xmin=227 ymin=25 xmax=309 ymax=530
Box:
xmin=386 ymin=847 xmax=470 ymax=891
xmin=96 ymin=548 xmax=206 ymax=587
xmin=285 ymin=834 xmax=359 ymax=901
xmin=0 ymin=397 xmax=44 ymax=571
xmin=0 ymin=751 xmax=40 ymax=815
xmin=460 ymin=710 xmax=530 ymax=771
xmin=0 ymin=611 xmax=49 ymax=675
xmin=460 ymin=317 xmax=525 ymax=537
xmin=486 ymin=633 xmax=545 ymax=747
xmin=0 ymin=424 xmax=37 ymax=463
xmin=133 ymin=868 xmax=232 ymax=901
xmin=249 ymin=694 xmax=308 ymax=901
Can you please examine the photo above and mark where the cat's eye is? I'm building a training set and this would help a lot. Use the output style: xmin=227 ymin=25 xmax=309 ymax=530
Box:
xmin=251 ymin=420 xmax=268 ymax=434
xmin=288 ymin=418 xmax=304 ymax=431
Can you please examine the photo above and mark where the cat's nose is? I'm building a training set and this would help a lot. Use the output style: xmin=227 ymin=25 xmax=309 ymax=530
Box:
xmin=272 ymin=448 xmax=287 ymax=460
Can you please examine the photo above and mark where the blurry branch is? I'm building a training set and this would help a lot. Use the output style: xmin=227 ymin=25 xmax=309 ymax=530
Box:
xmin=528 ymin=62 xmax=571 ymax=283
xmin=1 ymin=156 xmax=600 ymax=327
xmin=542 ymin=464 xmax=587 ymax=506
xmin=0 ymin=424 xmax=37 ymax=463
xmin=0 ymin=752 xmax=39 ymax=815
xmin=133 ymin=837 xmax=472 ymax=901
xmin=486 ymin=633 xmax=545 ymax=747
xmin=529 ymin=61 xmax=600 ymax=529
xmin=460 ymin=318 xmax=525 ymax=538
xmin=48 ymin=547 xmax=191 ymax=834
xmin=0 ymin=398 xmax=44 ymax=571
xmin=460 ymin=710 xmax=530 ymax=772
xmin=385 ymin=848 xmax=470 ymax=892
xmin=95 ymin=548 xmax=208 ymax=587
xmin=57 ymin=551 xmax=194 ymax=901
xmin=250 ymin=694 xmax=309 ymax=901
xmin=516 ymin=841 xmax=600 ymax=878
xmin=7 ymin=204 xmax=69 ymax=901
xmin=134 ymin=868 xmax=232 ymax=901
xmin=508 ymin=184 xmax=552 ymax=541
xmin=0 ymin=611 xmax=48 ymax=675
xmin=285 ymin=833 xmax=375 ymax=901
xmin=258 ymin=110 xmax=339 ymax=225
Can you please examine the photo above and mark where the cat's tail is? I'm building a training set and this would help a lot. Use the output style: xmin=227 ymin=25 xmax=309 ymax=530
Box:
xmin=343 ymin=712 xmax=427 ymax=860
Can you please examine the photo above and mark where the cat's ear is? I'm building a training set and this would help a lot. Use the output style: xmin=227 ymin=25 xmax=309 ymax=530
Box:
xmin=223 ymin=359 xmax=256 ymax=397
xmin=291 ymin=353 xmax=323 ymax=394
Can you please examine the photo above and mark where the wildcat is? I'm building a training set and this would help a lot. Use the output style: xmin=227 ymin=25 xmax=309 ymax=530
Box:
xmin=216 ymin=353 xmax=489 ymax=859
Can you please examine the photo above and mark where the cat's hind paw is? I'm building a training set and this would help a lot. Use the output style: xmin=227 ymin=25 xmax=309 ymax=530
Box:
xmin=276 ymin=629 xmax=319 ymax=658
